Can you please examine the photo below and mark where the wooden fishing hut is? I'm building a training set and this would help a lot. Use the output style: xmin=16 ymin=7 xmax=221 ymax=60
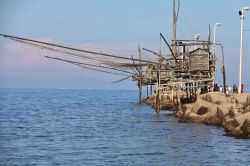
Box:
xmin=132 ymin=32 xmax=218 ymax=113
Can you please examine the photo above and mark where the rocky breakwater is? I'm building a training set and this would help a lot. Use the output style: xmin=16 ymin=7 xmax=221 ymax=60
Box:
xmin=176 ymin=92 xmax=250 ymax=138
xmin=142 ymin=91 xmax=250 ymax=138
xmin=142 ymin=90 xmax=186 ymax=110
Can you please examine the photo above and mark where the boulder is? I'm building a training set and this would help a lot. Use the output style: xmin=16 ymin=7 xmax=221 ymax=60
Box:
xmin=199 ymin=93 xmax=212 ymax=102
xmin=197 ymin=106 xmax=208 ymax=115
xmin=228 ymin=125 xmax=243 ymax=137
xmin=234 ymin=94 xmax=248 ymax=105
xmin=233 ymin=112 xmax=250 ymax=127
xmin=228 ymin=107 xmax=241 ymax=118
xmin=177 ymin=103 xmax=193 ymax=118
xmin=243 ymin=105 xmax=250 ymax=114
xmin=201 ymin=100 xmax=218 ymax=117
xmin=208 ymin=92 xmax=228 ymax=105
xmin=175 ymin=110 xmax=184 ymax=118
xmin=217 ymin=105 xmax=230 ymax=120
xmin=184 ymin=108 xmax=192 ymax=117
xmin=191 ymin=101 xmax=200 ymax=114
xmin=191 ymin=98 xmax=217 ymax=115
xmin=240 ymin=119 xmax=250 ymax=137
xmin=187 ymin=112 xmax=207 ymax=123
xmin=161 ymin=95 xmax=168 ymax=101
xmin=161 ymin=100 xmax=173 ymax=109
xmin=224 ymin=119 xmax=238 ymax=132
xmin=224 ymin=112 xmax=250 ymax=136
xmin=205 ymin=116 xmax=222 ymax=126
xmin=145 ymin=95 xmax=156 ymax=105
xmin=182 ymin=103 xmax=194 ymax=112
xmin=200 ymin=92 xmax=230 ymax=104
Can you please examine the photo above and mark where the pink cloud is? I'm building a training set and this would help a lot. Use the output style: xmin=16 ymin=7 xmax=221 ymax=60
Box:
xmin=0 ymin=38 xmax=81 ymax=78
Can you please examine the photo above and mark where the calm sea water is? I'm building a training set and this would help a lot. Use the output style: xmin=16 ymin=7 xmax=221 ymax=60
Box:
xmin=0 ymin=89 xmax=250 ymax=166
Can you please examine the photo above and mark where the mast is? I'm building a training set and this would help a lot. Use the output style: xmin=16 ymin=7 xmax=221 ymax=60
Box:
xmin=172 ymin=0 xmax=177 ymax=57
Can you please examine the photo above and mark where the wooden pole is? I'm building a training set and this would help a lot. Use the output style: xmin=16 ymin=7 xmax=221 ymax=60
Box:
xmin=191 ymin=82 xmax=194 ymax=102
xmin=156 ymin=70 xmax=160 ymax=114
xmin=147 ymin=84 xmax=149 ymax=98
xmin=138 ymin=44 xmax=142 ymax=103
xmin=139 ymin=80 xmax=142 ymax=103
xmin=221 ymin=45 xmax=227 ymax=94
xmin=189 ymin=83 xmax=192 ymax=102
xmin=194 ymin=82 xmax=197 ymax=101
xmin=150 ymin=80 xmax=152 ymax=96
xmin=186 ymin=83 xmax=189 ymax=101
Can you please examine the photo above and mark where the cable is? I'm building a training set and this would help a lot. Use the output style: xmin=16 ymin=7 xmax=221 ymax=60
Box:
xmin=0 ymin=34 xmax=158 ymax=64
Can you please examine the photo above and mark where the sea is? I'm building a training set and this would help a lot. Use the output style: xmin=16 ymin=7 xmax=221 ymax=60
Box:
xmin=0 ymin=89 xmax=250 ymax=166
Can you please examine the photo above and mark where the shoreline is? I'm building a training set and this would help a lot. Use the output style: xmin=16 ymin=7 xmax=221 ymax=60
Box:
xmin=142 ymin=92 xmax=250 ymax=138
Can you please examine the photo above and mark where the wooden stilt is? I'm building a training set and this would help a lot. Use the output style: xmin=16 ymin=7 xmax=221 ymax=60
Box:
xmin=138 ymin=79 xmax=142 ymax=103
xmin=186 ymin=83 xmax=189 ymax=101
xmin=189 ymin=83 xmax=192 ymax=102
xmin=150 ymin=80 xmax=152 ymax=96
xmin=191 ymin=82 xmax=194 ymax=101
xmin=155 ymin=70 xmax=160 ymax=114
xmin=147 ymin=84 xmax=149 ymax=98
xmin=138 ymin=43 xmax=142 ymax=103
xmin=194 ymin=82 xmax=197 ymax=101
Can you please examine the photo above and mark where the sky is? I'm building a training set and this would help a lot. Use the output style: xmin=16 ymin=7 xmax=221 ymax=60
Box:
xmin=0 ymin=0 xmax=250 ymax=90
